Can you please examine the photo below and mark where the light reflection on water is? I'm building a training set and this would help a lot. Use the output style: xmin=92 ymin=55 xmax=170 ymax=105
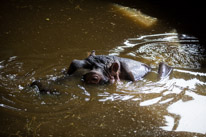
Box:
xmin=1 ymin=0 xmax=206 ymax=136
xmin=0 ymin=33 xmax=206 ymax=136
xmin=93 ymin=70 xmax=206 ymax=134
xmin=166 ymin=91 xmax=206 ymax=134
xmin=109 ymin=33 xmax=205 ymax=68
xmin=107 ymin=33 xmax=206 ymax=134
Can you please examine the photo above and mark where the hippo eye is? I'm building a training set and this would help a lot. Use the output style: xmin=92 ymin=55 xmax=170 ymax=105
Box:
xmin=92 ymin=76 xmax=98 ymax=81
xmin=91 ymin=76 xmax=100 ymax=83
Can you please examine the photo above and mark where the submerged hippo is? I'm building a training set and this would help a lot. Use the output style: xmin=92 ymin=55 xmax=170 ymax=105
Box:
xmin=31 ymin=50 xmax=172 ymax=93
xmin=68 ymin=50 xmax=172 ymax=84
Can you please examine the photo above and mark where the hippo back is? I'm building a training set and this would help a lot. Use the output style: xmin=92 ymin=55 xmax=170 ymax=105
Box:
xmin=118 ymin=57 xmax=151 ymax=81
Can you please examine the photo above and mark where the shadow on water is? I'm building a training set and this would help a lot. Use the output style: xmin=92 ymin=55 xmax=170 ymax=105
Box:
xmin=0 ymin=0 xmax=206 ymax=136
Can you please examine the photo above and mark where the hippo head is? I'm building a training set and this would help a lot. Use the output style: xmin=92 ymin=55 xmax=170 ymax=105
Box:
xmin=82 ymin=51 xmax=120 ymax=84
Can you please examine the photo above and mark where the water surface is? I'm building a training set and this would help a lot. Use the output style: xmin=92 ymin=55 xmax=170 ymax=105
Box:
xmin=0 ymin=0 xmax=206 ymax=136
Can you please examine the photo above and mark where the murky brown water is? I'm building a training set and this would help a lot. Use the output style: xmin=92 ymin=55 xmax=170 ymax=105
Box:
xmin=0 ymin=0 xmax=206 ymax=136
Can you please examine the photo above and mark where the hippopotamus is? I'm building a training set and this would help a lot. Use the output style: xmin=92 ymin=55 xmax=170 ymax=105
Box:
xmin=68 ymin=50 xmax=172 ymax=84
xmin=31 ymin=50 xmax=172 ymax=93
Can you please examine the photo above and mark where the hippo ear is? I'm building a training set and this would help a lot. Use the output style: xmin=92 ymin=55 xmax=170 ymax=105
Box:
xmin=111 ymin=62 xmax=119 ymax=73
xmin=89 ymin=50 xmax=95 ymax=56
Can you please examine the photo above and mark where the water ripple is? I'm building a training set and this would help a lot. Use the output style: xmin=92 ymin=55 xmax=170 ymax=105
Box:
xmin=109 ymin=33 xmax=205 ymax=68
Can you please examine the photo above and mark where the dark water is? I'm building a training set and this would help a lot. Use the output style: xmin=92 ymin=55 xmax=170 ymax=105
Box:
xmin=0 ymin=0 xmax=206 ymax=136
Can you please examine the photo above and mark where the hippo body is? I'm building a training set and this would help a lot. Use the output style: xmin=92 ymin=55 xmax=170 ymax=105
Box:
xmin=31 ymin=51 xmax=172 ymax=93
xmin=68 ymin=51 xmax=172 ymax=84
xmin=68 ymin=54 xmax=151 ymax=84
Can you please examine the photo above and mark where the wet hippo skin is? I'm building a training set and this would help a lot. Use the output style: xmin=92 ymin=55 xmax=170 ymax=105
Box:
xmin=68 ymin=50 xmax=172 ymax=84
xmin=68 ymin=50 xmax=151 ymax=84
xmin=31 ymin=50 xmax=173 ymax=93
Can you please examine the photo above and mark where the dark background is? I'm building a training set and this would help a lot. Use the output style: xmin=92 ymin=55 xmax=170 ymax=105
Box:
xmin=1 ymin=0 xmax=205 ymax=44
xmin=110 ymin=0 xmax=206 ymax=44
